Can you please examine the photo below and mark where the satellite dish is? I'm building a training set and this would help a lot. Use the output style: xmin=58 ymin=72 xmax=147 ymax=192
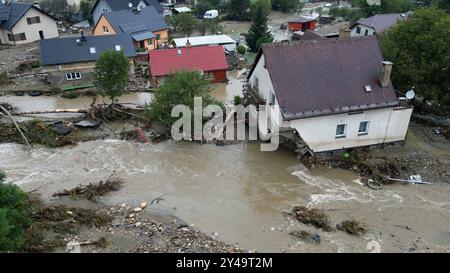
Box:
xmin=406 ymin=90 xmax=415 ymax=100
xmin=128 ymin=2 xmax=133 ymax=8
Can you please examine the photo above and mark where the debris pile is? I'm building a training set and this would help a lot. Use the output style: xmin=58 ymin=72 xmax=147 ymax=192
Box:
xmin=52 ymin=175 xmax=124 ymax=201
xmin=286 ymin=206 xmax=333 ymax=232
xmin=336 ymin=220 xmax=366 ymax=236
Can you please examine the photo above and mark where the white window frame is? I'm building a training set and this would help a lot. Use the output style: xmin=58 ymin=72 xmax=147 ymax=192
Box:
xmin=103 ymin=26 xmax=109 ymax=33
xmin=358 ymin=121 xmax=370 ymax=136
xmin=65 ymin=72 xmax=81 ymax=81
xmin=89 ymin=47 xmax=97 ymax=54
xmin=335 ymin=123 xmax=347 ymax=138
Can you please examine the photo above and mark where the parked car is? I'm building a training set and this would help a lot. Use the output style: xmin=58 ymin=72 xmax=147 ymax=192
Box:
xmin=204 ymin=10 xmax=219 ymax=19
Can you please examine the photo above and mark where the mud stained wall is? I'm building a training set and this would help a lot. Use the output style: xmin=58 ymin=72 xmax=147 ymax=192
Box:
xmin=287 ymin=107 xmax=413 ymax=153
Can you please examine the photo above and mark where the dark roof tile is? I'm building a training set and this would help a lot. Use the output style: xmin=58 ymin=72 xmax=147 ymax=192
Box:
xmin=256 ymin=36 xmax=398 ymax=120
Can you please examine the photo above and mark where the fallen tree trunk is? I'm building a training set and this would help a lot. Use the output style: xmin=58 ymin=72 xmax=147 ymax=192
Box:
xmin=13 ymin=109 xmax=89 ymax=115
xmin=0 ymin=105 xmax=31 ymax=148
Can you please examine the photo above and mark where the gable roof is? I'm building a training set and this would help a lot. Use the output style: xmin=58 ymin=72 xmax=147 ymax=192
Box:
xmin=0 ymin=3 xmax=55 ymax=30
xmin=91 ymin=0 xmax=163 ymax=14
xmin=354 ymin=12 xmax=411 ymax=33
xmin=40 ymin=34 xmax=136 ymax=65
xmin=149 ymin=46 xmax=229 ymax=77
xmin=249 ymin=36 xmax=399 ymax=120
xmin=100 ymin=6 xmax=167 ymax=35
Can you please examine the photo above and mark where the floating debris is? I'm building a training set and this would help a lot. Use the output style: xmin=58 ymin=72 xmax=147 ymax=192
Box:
xmin=286 ymin=206 xmax=333 ymax=232
xmin=75 ymin=119 xmax=102 ymax=128
xmin=336 ymin=220 xmax=366 ymax=236
xmin=52 ymin=175 xmax=123 ymax=201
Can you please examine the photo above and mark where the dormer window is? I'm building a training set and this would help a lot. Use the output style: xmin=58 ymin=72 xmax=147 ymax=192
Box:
xmin=89 ymin=47 xmax=96 ymax=54
xmin=115 ymin=45 xmax=121 ymax=51
xmin=364 ymin=85 xmax=372 ymax=92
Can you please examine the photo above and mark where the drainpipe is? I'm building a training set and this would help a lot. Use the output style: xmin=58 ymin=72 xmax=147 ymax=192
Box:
xmin=382 ymin=107 xmax=394 ymax=148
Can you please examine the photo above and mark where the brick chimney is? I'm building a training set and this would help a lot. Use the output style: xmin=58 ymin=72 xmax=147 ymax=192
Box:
xmin=338 ymin=28 xmax=351 ymax=39
xmin=379 ymin=61 xmax=393 ymax=88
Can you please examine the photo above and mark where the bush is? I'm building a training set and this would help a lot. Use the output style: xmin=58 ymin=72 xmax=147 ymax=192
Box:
xmin=0 ymin=171 xmax=31 ymax=252
xmin=233 ymin=95 xmax=242 ymax=105
xmin=237 ymin=45 xmax=246 ymax=55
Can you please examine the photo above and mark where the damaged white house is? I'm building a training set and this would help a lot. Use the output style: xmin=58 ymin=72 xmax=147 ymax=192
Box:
xmin=247 ymin=36 xmax=413 ymax=154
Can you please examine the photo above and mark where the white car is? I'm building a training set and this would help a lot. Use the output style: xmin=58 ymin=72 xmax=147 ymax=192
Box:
xmin=204 ymin=10 xmax=219 ymax=19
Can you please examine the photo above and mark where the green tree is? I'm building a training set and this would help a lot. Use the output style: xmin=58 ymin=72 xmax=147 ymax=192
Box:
xmin=353 ymin=0 xmax=411 ymax=16
xmin=226 ymin=0 xmax=251 ymax=20
xmin=251 ymin=0 xmax=271 ymax=17
xmin=0 ymin=171 xmax=31 ymax=252
xmin=198 ymin=18 xmax=221 ymax=35
xmin=379 ymin=8 xmax=450 ymax=111
xmin=170 ymin=13 xmax=198 ymax=36
xmin=94 ymin=50 xmax=130 ymax=103
xmin=246 ymin=2 xmax=273 ymax=52
xmin=147 ymin=71 xmax=222 ymax=125
xmin=194 ymin=1 xmax=213 ymax=18
xmin=79 ymin=0 xmax=95 ymax=22
xmin=272 ymin=0 xmax=299 ymax=12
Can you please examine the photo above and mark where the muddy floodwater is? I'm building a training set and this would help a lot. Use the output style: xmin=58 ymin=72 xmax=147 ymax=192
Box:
xmin=2 ymin=140 xmax=450 ymax=253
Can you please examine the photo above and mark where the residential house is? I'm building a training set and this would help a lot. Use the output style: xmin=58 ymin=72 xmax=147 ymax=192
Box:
xmin=287 ymin=17 xmax=316 ymax=32
xmin=0 ymin=2 xmax=58 ymax=45
xmin=40 ymin=33 xmax=136 ymax=86
xmin=92 ymin=6 xmax=169 ymax=50
xmin=148 ymin=45 xmax=229 ymax=86
xmin=173 ymin=35 xmax=237 ymax=52
xmin=91 ymin=0 xmax=163 ymax=24
xmin=248 ymin=36 xmax=413 ymax=154
xmin=350 ymin=12 xmax=412 ymax=37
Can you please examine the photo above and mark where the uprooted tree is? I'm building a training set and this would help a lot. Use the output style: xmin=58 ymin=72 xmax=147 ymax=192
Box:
xmin=146 ymin=71 xmax=222 ymax=126
xmin=94 ymin=49 xmax=130 ymax=104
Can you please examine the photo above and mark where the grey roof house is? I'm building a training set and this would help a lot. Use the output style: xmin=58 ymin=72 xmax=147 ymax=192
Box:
xmin=91 ymin=0 xmax=164 ymax=24
xmin=0 ymin=2 xmax=58 ymax=45
xmin=40 ymin=33 xmax=136 ymax=86
xmin=350 ymin=12 xmax=413 ymax=37
xmin=247 ymin=36 xmax=413 ymax=153
xmin=93 ymin=6 xmax=169 ymax=50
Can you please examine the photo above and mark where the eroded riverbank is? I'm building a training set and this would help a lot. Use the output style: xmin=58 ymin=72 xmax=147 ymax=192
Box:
xmin=1 ymin=131 xmax=449 ymax=252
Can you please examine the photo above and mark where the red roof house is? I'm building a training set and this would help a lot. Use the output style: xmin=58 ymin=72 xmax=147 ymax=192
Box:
xmin=148 ymin=45 xmax=229 ymax=85
xmin=287 ymin=17 xmax=316 ymax=32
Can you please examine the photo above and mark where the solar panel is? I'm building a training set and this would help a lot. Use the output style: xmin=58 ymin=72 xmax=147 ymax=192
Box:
xmin=119 ymin=21 xmax=147 ymax=34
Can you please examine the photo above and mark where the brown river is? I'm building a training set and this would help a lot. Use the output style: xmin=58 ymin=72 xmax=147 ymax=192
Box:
xmin=2 ymin=73 xmax=450 ymax=252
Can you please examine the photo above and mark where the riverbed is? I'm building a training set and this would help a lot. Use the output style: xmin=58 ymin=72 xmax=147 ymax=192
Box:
xmin=1 ymin=139 xmax=450 ymax=253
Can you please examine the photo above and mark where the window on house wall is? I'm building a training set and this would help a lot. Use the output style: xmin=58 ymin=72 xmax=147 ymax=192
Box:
xmin=103 ymin=26 xmax=109 ymax=33
xmin=335 ymin=124 xmax=347 ymax=138
xmin=26 ymin=16 xmax=41 ymax=25
xmin=254 ymin=76 xmax=259 ymax=91
xmin=356 ymin=26 xmax=361 ymax=34
xmin=11 ymin=33 xmax=27 ymax=41
xmin=103 ymin=9 xmax=108 ymax=13
xmin=156 ymin=34 xmax=161 ymax=40
xmin=269 ymin=93 xmax=276 ymax=105
xmin=364 ymin=29 xmax=369 ymax=36
xmin=358 ymin=121 xmax=370 ymax=135
xmin=65 ymin=72 xmax=82 ymax=81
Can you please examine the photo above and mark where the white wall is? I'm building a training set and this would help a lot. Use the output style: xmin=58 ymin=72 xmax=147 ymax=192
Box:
xmin=350 ymin=24 xmax=375 ymax=37
xmin=287 ymin=107 xmax=413 ymax=152
xmin=248 ymin=53 xmax=412 ymax=153
xmin=4 ymin=8 xmax=58 ymax=45
xmin=248 ymin=54 xmax=282 ymax=133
